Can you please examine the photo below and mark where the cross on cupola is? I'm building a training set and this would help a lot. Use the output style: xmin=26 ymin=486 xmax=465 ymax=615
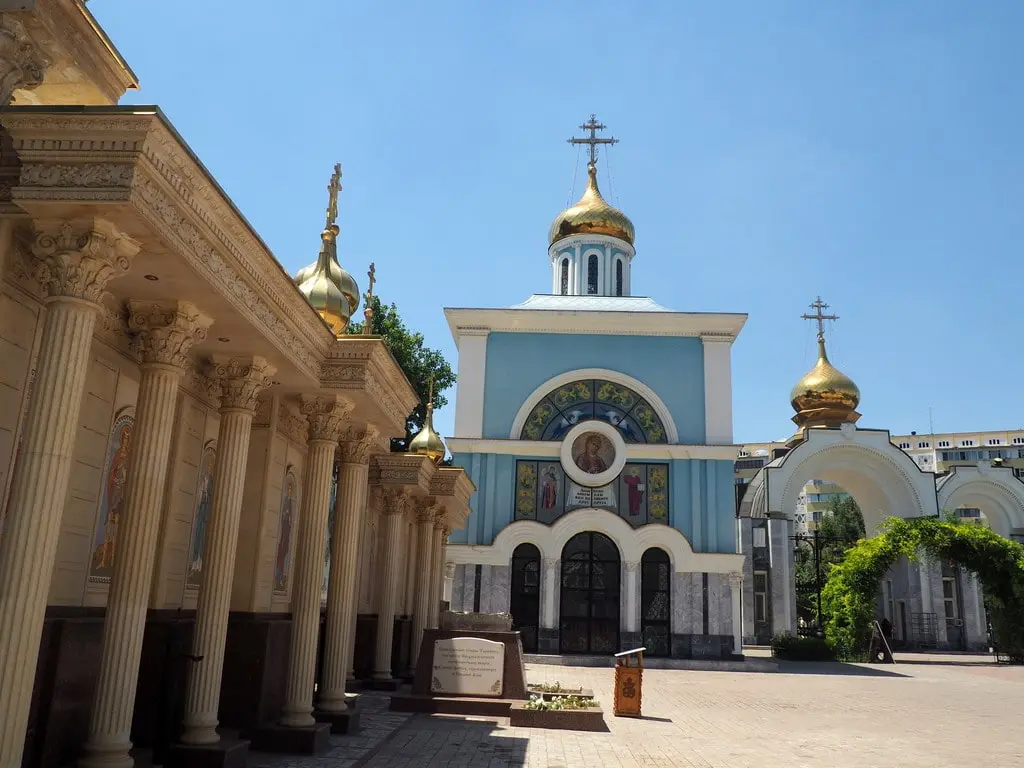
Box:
xmin=801 ymin=296 xmax=838 ymax=342
xmin=567 ymin=114 xmax=618 ymax=168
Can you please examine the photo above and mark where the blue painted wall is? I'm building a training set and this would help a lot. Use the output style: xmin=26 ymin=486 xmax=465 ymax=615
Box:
xmin=481 ymin=333 xmax=706 ymax=443
xmin=450 ymin=452 xmax=736 ymax=554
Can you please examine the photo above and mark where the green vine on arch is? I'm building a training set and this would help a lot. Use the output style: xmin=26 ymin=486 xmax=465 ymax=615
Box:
xmin=822 ymin=517 xmax=1024 ymax=662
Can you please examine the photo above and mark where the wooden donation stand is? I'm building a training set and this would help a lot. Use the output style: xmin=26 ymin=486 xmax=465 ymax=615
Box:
xmin=390 ymin=612 xmax=529 ymax=717
xmin=613 ymin=647 xmax=645 ymax=718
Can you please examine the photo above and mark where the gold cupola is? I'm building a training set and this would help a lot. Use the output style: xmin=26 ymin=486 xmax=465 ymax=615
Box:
xmin=549 ymin=160 xmax=635 ymax=247
xmin=294 ymin=163 xmax=360 ymax=337
xmin=409 ymin=380 xmax=446 ymax=464
xmin=790 ymin=327 xmax=861 ymax=430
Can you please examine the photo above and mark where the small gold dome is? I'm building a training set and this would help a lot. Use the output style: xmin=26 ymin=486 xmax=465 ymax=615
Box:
xmin=295 ymin=226 xmax=360 ymax=337
xmin=409 ymin=400 xmax=446 ymax=465
xmin=549 ymin=162 xmax=635 ymax=246
xmin=790 ymin=335 xmax=861 ymax=428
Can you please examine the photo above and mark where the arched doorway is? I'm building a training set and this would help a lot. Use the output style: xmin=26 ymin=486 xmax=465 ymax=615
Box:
xmin=510 ymin=543 xmax=541 ymax=652
xmin=560 ymin=531 xmax=620 ymax=654
xmin=640 ymin=547 xmax=671 ymax=657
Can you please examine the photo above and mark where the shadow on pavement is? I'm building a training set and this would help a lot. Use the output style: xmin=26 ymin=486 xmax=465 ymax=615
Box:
xmin=365 ymin=714 xmax=531 ymax=767
xmin=774 ymin=660 xmax=909 ymax=678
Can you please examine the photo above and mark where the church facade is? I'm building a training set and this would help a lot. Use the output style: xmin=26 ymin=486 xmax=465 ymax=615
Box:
xmin=444 ymin=120 xmax=746 ymax=659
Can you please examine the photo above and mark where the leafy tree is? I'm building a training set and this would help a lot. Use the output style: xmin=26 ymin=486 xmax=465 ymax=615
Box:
xmin=348 ymin=295 xmax=456 ymax=453
xmin=819 ymin=495 xmax=866 ymax=544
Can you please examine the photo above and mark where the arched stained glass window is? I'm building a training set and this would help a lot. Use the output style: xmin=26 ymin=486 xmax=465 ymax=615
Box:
xmin=519 ymin=379 xmax=667 ymax=443
xmin=587 ymin=254 xmax=598 ymax=294
xmin=560 ymin=258 xmax=569 ymax=295
xmin=615 ymin=259 xmax=623 ymax=296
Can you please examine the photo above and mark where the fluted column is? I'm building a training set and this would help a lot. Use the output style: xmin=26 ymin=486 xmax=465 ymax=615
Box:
xmin=279 ymin=396 xmax=352 ymax=727
xmin=0 ymin=219 xmax=137 ymax=768
xmin=409 ymin=502 xmax=436 ymax=670
xmin=80 ymin=302 xmax=213 ymax=768
xmin=180 ymin=357 xmax=276 ymax=745
xmin=346 ymin=489 xmax=380 ymax=681
xmin=427 ymin=520 xmax=449 ymax=630
xmin=0 ymin=15 xmax=49 ymax=105
xmin=317 ymin=426 xmax=376 ymax=714
xmin=372 ymin=489 xmax=410 ymax=682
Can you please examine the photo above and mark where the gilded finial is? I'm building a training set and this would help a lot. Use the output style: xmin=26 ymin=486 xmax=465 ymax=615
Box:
xmin=362 ymin=262 xmax=376 ymax=336
xmin=790 ymin=297 xmax=861 ymax=430
xmin=325 ymin=162 xmax=342 ymax=230
xmin=409 ymin=373 xmax=446 ymax=464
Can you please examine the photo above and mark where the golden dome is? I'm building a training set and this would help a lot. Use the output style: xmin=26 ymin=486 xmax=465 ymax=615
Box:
xmin=549 ymin=162 xmax=635 ymax=246
xmin=295 ymin=226 xmax=360 ymax=337
xmin=790 ymin=335 xmax=861 ymax=429
xmin=409 ymin=397 xmax=446 ymax=464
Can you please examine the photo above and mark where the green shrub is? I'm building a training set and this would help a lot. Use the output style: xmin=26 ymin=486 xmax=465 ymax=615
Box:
xmin=770 ymin=632 xmax=835 ymax=661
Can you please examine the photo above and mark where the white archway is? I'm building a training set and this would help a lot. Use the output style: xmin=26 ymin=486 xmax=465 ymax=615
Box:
xmin=936 ymin=465 xmax=1024 ymax=538
xmin=764 ymin=426 xmax=938 ymax=534
xmin=447 ymin=507 xmax=743 ymax=574
xmin=508 ymin=368 xmax=680 ymax=444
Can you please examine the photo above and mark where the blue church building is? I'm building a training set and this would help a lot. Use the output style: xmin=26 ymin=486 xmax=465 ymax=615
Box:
xmin=443 ymin=118 xmax=747 ymax=659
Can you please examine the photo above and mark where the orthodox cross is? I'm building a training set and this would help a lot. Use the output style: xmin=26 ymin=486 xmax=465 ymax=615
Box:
xmin=801 ymin=296 xmax=838 ymax=341
xmin=427 ymin=374 xmax=434 ymax=409
xmin=362 ymin=262 xmax=376 ymax=335
xmin=567 ymin=114 xmax=618 ymax=166
xmin=325 ymin=162 xmax=342 ymax=229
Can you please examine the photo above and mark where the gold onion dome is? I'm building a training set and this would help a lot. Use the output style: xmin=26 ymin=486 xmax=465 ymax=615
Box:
xmin=295 ymin=164 xmax=360 ymax=337
xmin=409 ymin=390 xmax=446 ymax=465
xmin=549 ymin=161 xmax=635 ymax=246
xmin=790 ymin=335 xmax=861 ymax=428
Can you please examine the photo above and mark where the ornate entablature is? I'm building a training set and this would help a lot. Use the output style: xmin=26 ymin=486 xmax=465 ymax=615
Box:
xmin=519 ymin=377 xmax=667 ymax=443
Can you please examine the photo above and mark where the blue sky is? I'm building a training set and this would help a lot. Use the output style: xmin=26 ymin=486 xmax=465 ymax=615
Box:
xmin=92 ymin=0 xmax=1024 ymax=443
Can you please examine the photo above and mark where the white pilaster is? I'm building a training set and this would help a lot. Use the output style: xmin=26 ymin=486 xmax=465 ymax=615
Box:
xmin=541 ymin=558 xmax=558 ymax=629
xmin=729 ymin=573 xmax=743 ymax=655
xmin=452 ymin=329 xmax=488 ymax=439
xmin=702 ymin=336 xmax=734 ymax=445
xmin=624 ymin=561 xmax=639 ymax=633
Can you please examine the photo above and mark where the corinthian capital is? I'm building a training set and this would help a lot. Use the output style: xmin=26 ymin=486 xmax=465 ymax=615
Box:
xmin=380 ymin=487 xmax=410 ymax=517
xmin=0 ymin=16 xmax=49 ymax=105
xmin=415 ymin=497 xmax=437 ymax=525
xmin=31 ymin=219 xmax=140 ymax=305
xmin=337 ymin=424 xmax=379 ymax=465
xmin=300 ymin=394 xmax=353 ymax=443
xmin=208 ymin=355 xmax=276 ymax=412
xmin=128 ymin=300 xmax=214 ymax=369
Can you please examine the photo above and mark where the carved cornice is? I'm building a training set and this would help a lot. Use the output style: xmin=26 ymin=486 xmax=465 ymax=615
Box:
xmin=321 ymin=338 xmax=419 ymax=436
xmin=299 ymin=394 xmax=352 ymax=443
xmin=207 ymin=355 xmax=276 ymax=413
xmin=30 ymin=218 xmax=138 ymax=304
xmin=337 ymin=423 xmax=379 ymax=466
xmin=372 ymin=452 xmax=436 ymax=493
xmin=431 ymin=466 xmax=475 ymax=504
xmin=0 ymin=110 xmax=333 ymax=380
xmin=128 ymin=299 xmax=213 ymax=370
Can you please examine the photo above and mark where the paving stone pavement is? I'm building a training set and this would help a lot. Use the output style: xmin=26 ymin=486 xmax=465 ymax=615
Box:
xmin=249 ymin=656 xmax=1024 ymax=768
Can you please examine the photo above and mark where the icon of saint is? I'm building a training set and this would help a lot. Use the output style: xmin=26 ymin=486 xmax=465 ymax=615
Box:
xmin=623 ymin=467 xmax=645 ymax=516
xmin=575 ymin=434 xmax=608 ymax=474
xmin=541 ymin=467 xmax=559 ymax=509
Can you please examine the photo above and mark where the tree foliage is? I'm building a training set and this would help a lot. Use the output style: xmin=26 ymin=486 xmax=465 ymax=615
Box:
xmin=794 ymin=495 xmax=866 ymax=626
xmin=348 ymin=295 xmax=456 ymax=451
xmin=822 ymin=517 xmax=1024 ymax=662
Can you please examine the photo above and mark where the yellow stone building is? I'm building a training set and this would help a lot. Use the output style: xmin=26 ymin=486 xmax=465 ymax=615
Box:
xmin=0 ymin=3 xmax=472 ymax=767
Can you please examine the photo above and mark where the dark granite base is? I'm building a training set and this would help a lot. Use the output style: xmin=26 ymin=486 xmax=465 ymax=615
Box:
xmin=246 ymin=722 xmax=330 ymax=754
xmin=671 ymin=633 xmax=735 ymax=660
xmin=619 ymin=632 xmax=642 ymax=651
xmin=509 ymin=704 xmax=608 ymax=732
xmin=313 ymin=707 xmax=360 ymax=734
xmin=364 ymin=677 xmax=400 ymax=691
xmin=538 ymin=628 xmax=559 ymax=654
xmin=390 ymin=693 xmax=513 ymax=717
xmin=164 ymin=737 xmax=249 ymax=768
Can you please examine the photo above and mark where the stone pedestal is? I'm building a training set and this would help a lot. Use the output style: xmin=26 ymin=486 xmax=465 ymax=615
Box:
xmin=80 ymin=302 xmax=212 ymax=768
xmin=0 ymin=219 xmax=137 ymax=768
xmin=180 ymin=357 xmax=275 ymax=747
xmin=165 ymin=738 xmax=249 ymax=768
xmin=317 ymin=428 xmax=374 ymax=714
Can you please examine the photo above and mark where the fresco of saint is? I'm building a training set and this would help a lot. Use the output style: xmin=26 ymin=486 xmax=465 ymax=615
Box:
xmin=185 ymin=444 xmax=216 ymax=590
xmin=541 ymin=466 xmax=559 ymax=509
xmin=274 ymin=470 xmax=296 ymax=593
xmin=90 ymin=411 xmax=134 ymax=579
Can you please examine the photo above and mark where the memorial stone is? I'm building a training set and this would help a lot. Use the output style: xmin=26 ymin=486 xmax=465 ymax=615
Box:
xmin=430 ymin=637 xmax=505 ymax=697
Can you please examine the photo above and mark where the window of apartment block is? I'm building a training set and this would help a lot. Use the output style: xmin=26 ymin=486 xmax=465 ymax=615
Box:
xmin=898 ymin=442 xmax=911 ymax=449
xmin=1013 ymin=437 xmax=1024 ymax=445
xmin=960 ymin=439 xmax=975 ymax=447
xmin=938 ymin=440 xmax=951 ymax=448
xmin=917 ymin=441 xmax=930 ymax=449
xmin=987 ymin=438 xmax=1002 ymax=445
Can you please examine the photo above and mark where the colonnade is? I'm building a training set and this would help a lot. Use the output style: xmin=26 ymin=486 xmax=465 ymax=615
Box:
xmin=0 ymin=217 xmax=458 ymax=768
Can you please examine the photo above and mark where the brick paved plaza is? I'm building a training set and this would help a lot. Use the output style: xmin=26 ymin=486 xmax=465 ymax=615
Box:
xmin=249 ymin=655 xmax=1023 ymax=768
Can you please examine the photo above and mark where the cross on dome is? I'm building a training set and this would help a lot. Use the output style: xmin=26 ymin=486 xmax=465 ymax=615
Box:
xmin=800 ymin=296 xmax=838 ymax=342
xmin=567 ymin=114 xmax=619 ymax=169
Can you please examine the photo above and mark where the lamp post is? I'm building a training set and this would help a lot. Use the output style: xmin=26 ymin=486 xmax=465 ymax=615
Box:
xmin=791 ymin=530 xmax=849 ymax=634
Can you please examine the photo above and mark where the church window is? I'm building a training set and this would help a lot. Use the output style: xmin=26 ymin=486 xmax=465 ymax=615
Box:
xmin=519 ymin=379 xmax=667 ymax=443
xmin=510 ymin=544 xmax=541 ymax=652
xmin=587 ymin=254 xmax=598 ymax=294
xmin=560 ymin=258 xmax=569 ymax=295
xmin=640 ymin=548 xmax=671 ymax=657
xmin=615 ymin=259 xmax=623 ymax=296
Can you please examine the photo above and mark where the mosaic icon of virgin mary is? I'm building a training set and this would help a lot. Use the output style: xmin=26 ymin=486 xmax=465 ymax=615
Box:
xmin=573 ymin=432 xmax=613 ymax=474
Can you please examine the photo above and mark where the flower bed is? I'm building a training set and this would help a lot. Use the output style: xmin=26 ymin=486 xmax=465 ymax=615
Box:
xmin=509 ymin=695 xmax=607 ymax=732
xmin=526 ymin=682 xmax=595 ymax=701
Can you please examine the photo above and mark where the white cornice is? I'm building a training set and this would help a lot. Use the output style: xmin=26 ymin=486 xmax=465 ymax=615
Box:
xmin=447 ymin=437 xmax=740 ymax=461
xmin=443 ymin=304 xmax=747 ymax=344
xmin=547 ymin=233 xmax=636 ymax=259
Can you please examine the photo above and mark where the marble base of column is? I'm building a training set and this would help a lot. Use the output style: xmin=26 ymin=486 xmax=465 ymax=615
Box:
xmin=164 ymin=738 xmax=250 ymax=768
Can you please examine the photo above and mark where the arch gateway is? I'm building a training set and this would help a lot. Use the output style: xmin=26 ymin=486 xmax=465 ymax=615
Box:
xmin=738 ymin=306 xmax=1024 ymax=649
